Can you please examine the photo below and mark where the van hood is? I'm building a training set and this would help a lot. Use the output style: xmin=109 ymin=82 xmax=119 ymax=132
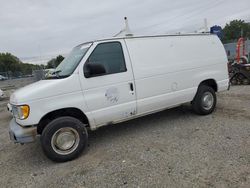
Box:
xmin=10 ymin=75 xmax=81 ymax=104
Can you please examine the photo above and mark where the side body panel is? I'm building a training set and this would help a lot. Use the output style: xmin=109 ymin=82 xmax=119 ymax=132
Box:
xmin=125 ymin=35 xmax=229 ymax=115
xmin=12 ymin=34 xmax=229 ymax=130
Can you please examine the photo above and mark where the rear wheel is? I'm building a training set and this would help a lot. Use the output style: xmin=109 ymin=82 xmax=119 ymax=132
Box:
xmin=41 ymin=116 xmax=88 ymax=162
xmin=230 ymin=75 xmax=238 ymax=85
xmin=242 ymin=78 xmax=250 ymax=85
xmin=192 ymin=85 xmax=216 ymax=115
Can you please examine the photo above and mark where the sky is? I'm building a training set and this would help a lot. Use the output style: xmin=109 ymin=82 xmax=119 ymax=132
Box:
xmin=0 ymin=0 xmax=250 ymax=63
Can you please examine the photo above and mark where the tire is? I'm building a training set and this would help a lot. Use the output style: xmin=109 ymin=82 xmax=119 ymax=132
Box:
xmin=192 ymin=85 xmax=216 ymax=115
xmin=242 ymin=78 xmax=250 ymax=85
xmin=230 ymin=74 xmax=238 ymax=85
xmin=41 ymin=116 xmax=88 ymax=162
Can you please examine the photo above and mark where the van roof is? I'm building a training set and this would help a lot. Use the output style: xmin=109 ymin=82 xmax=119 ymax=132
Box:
xmin=78 ymin=33 xmax=214 ymax=46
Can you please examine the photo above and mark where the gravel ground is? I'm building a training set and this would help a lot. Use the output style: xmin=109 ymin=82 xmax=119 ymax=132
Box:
xmin=0 ymin=79 xmax=250 ymax=187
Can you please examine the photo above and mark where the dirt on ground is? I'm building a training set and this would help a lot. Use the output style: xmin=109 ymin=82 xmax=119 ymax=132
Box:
xmin=0 ymin=79 xmax=250 ymax=188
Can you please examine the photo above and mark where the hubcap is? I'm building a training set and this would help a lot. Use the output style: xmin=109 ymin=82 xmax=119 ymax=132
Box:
xmin=51 ymin=127 xmax=80 ymax=155
xmin=202 ymin=91 xmax=214 ymax=110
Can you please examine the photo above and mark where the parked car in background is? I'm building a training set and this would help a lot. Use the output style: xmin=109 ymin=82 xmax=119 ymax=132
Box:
xmin=0 ymin=75 xmax=7 ymax=81
xmin=8 ymin=34 xmax=229 ymax=162
xmin=0 ymin=89 xmax=4 ymax=98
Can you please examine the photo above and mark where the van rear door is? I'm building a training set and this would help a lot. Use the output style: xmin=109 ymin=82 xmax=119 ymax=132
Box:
xmin=80 ymin=40 xmax=136 ymax=127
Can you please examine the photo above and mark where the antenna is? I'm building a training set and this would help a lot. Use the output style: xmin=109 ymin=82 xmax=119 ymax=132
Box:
xmin=124 ymin=17 xmax=133 ymax=36
xmin=114 ymin=17 xmax=133 ymax=37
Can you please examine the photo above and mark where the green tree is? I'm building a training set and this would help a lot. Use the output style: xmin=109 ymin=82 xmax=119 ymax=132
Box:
xmin=46 ymin=55 xmax=64 ymax=69
xmin=55 ymin=55 xmax=64 ymax=67
xmin=0 ymin=53 xmax=21 ymax=76
xmin=223 ymin=20 xmax=250 ymax=43
xmin=0 ymin=52 xmax=43 ymax=77
xmin=46 ymin=58 xmax=56 ymax=69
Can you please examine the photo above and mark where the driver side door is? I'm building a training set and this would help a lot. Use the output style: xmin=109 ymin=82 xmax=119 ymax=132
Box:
xmin=80 ymin=40 xmax=137 ymax=127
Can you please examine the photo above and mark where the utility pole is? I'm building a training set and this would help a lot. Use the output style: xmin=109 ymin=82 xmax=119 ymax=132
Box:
xmin=241 ymin=28 xmax=243 ymax=37
xmin=204 ymin=18 xmax=208 ymax=33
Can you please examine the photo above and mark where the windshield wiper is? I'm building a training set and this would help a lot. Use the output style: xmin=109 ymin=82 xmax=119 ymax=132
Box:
xmin=45 ymin=70 xmax=71 ymax=79
xmin=45 ymin=70 xmax=62 ymax=79
xmin=53 ymin=70 xmax=62 ymax=75
xmin=50 ymin=70 xmax=62 ymax=78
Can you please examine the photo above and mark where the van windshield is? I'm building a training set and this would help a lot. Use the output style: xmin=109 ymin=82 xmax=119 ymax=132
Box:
xmin=46 ymin=43 xmax=92 ymax=79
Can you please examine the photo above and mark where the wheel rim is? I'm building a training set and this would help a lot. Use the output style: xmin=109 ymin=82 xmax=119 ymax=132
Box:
xmin=51 ymin=127 xmax=80 ymax=155
xmin=202 ymin=91 xmax=214 ymax=111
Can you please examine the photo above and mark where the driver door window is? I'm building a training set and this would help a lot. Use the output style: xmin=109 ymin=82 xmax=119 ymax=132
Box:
xmin=85 ymin=42 xmax=127 ymax=77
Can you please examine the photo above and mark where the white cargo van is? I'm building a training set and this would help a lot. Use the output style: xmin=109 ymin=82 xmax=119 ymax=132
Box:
xmin=8 ymin=34 xmax=229 ymax=162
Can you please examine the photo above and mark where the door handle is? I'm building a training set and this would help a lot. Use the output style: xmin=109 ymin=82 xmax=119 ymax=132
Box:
xmin=129 ymin=82 xmax=134 ymax=91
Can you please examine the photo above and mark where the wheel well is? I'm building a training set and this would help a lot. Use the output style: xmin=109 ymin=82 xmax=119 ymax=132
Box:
xmin=37 ymin=108 xmax=89 ymax=134
xmin=199 ymin=79 xmax=218 ymax=92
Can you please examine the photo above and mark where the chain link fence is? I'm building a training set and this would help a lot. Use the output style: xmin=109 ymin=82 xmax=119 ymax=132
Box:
xmin=0 ymin=69 xmax=46 ymax=81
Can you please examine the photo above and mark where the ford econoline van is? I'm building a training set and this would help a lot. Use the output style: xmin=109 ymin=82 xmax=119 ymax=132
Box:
xmin=8 ymin=34 xmax=229 ymax=162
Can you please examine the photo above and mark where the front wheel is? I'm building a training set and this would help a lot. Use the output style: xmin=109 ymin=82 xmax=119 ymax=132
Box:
xmin=41 ymin=116 xmax=88 ymax=162
xmin=192 ymin=85 xmax=216 ymax=115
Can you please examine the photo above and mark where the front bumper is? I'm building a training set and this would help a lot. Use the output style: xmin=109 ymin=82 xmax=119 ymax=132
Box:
xmin=9 ymin=118 xmax=37 ymax=144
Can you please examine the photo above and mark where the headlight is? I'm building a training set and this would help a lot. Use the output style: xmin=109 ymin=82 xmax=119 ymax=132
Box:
xmin=12 ymin=105 xmax=30 ymax=120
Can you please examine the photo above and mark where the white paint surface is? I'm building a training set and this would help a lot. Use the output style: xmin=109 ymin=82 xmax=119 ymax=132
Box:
xmin=9 ymin=34 xmax=229 ymax=130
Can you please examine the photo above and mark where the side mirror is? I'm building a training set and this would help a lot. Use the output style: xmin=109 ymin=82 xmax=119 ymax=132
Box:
xmin=84 ymin=62 xmax=106 ymax=78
